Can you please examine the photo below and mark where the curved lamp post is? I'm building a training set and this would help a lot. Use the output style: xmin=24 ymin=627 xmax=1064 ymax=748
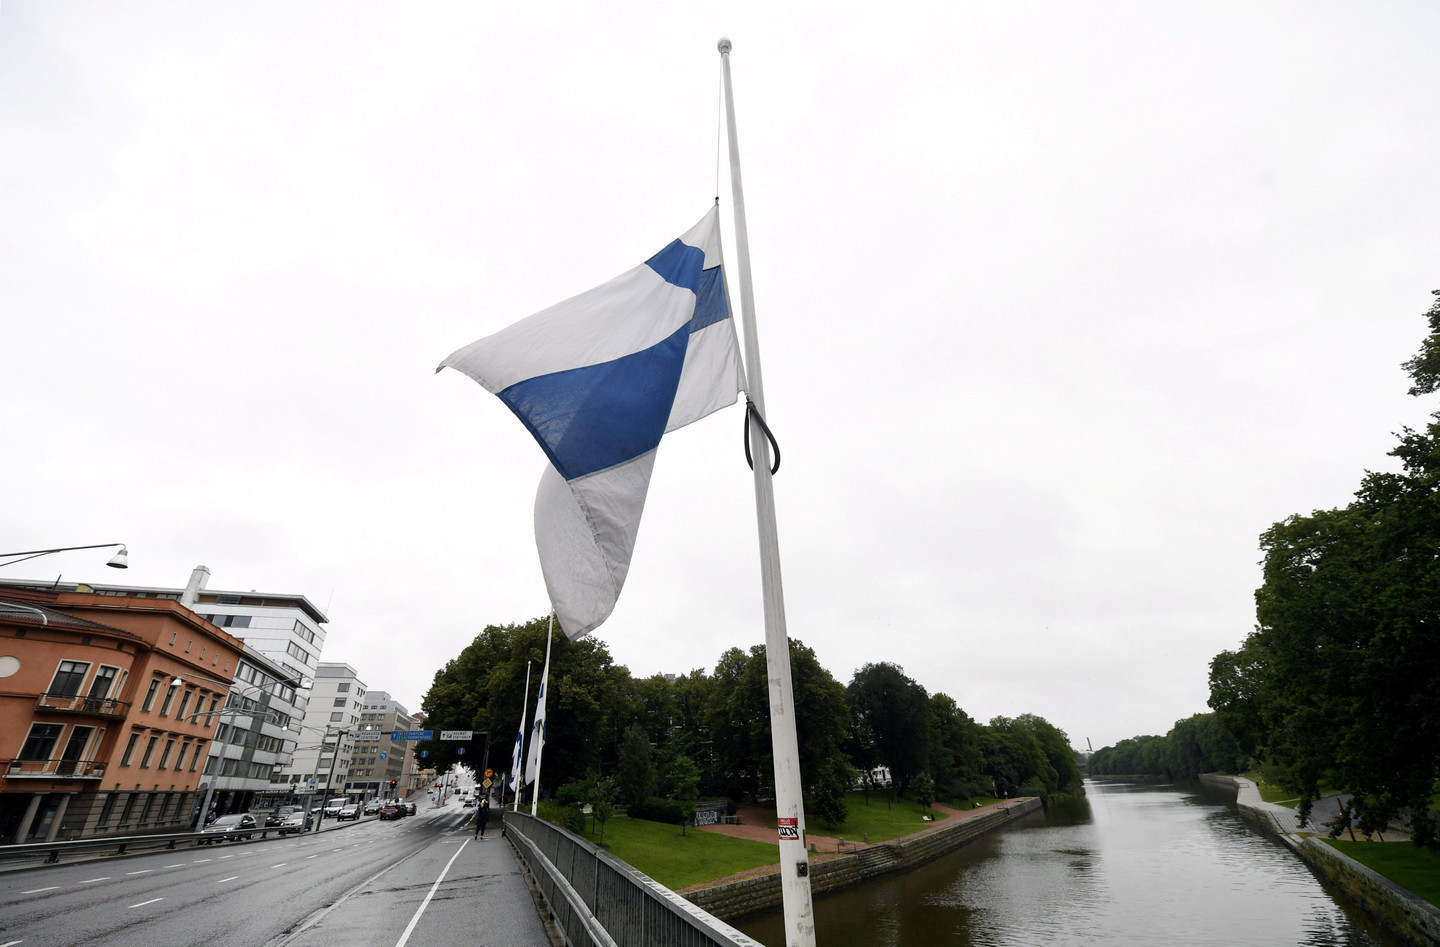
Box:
xmin=0 ymin=543 xmax=129 ymax=570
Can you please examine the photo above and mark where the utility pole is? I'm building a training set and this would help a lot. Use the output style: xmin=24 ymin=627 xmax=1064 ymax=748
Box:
xmin=314 ymin=725 xmax=349 ymax=832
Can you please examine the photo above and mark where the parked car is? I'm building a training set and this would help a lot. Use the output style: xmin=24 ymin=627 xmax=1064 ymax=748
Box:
xmin=363 ymin=800 xmax=382 ymax=815
xmin=379 ymin=802 xmax=404 ymax=820
xmin=322 ymin=800 xmax=346 ymax=819
xmin=200 ymin=813 xmax=257 ymax=843
xmin=336 ymin=804 xmax=361 ymax=821
xmin=266 ymin=806 xmax=301 ymax=827
xmin=278 ymin=811 xmax=312 ymax=835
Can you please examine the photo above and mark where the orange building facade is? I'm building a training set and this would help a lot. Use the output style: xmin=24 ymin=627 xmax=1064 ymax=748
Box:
xmin=0 ymin=588 xmax=246 ymax=843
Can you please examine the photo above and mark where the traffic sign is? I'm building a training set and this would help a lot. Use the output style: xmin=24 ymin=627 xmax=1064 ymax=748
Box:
xmin=440 ymin=730 xmax=473 ymax=741
xmin=457 ymin=747 xmax=466 ymax=755
xmin=379 ymin=752 xmax=387 ymax=760
xmin=485 ymin=768 xmax=493 ymax=778
xmin=391 ymin=730 xmax=434 ymax=741
xmin=483 ymin=777 xmax=492 ymax=788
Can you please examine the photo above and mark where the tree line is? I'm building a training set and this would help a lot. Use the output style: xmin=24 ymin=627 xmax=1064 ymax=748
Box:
xmin=418 ymin=617 xmax=1083 ymax=828
xmin=1098 ymin=293 xmax=1440 ymax=848
xmin=1087 ymin=713 xmax=1245 ymax=780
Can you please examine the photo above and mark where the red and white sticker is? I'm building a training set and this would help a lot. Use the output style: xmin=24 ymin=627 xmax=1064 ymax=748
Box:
xmin=777 ymin=817 xmax=799 ymax=841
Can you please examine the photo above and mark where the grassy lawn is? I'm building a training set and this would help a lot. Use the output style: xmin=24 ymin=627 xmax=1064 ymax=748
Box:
xmin=1324 ymin=839 xmax=1440 ymax=908
xmin=819 ymin=791 xmax=951 ymax=842
xmin=572 ymin=815 xmax=778 ymax=890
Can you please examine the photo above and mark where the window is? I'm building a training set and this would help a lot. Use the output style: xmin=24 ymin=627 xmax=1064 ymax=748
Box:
xmin=190 ymin=741 xmax=206 ymax=770
xmin=120 ymin=733 xmax=140 ymax=766
xmin=176 ymin=689 xmax=194 ymax=722
xmin=330 ymin=712 xmax=343 ymax=722
xmin=157 ymin=739 xmax=175 ymax=769
xmin=336 ymin=683 xmax=350 ymax=693
xmin=48 ymin=660 xmax=90 ymax=697
xmin=173 ymin=742 xmax=190 ymax=771
xmin=96 ymin=793 xmax=118 ymax=828
xmin=140 ymin=736 xmax=160 ymax=768
xmin=87 ymin=665 xmax=119 ymax=700
xmin=333 ymin=698 xmax=346 ymax=707
xmin=158 ymin=683 xmax=177 ymax=717
xmin=141 ymin=679 xmax=161 ymax=712
xmin=19 ymin=723 xmax=64 ymax=760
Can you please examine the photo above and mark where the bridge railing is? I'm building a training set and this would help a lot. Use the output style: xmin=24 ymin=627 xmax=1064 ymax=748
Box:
xmin=503 ymin=810 xmax=765 ymax=947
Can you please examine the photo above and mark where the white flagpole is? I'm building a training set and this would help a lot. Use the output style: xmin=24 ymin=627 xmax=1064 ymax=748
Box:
xmin=718 ymin=36 xmax=816 ymax=947
xmin=512 ymin=659 xmax=532 ymax=812
xmin=529 ymin=613 xmax=555 ymax=816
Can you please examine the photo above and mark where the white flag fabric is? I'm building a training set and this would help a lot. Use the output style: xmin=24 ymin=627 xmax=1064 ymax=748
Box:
xmin=508 ymin=726 xmax=524 ymax=794
xmin=439 ymin=207 xmax=745 ymax=638
xmin=523 ymin=666 xmax=548 ymax=787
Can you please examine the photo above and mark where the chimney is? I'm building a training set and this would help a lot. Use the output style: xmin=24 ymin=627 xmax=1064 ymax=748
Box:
xmin=181 ymin=565 xmax=211 ymax=606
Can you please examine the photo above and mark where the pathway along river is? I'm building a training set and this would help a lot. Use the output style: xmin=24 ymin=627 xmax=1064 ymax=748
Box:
xmin=736 ymin=779 xmax=1400 ymax=946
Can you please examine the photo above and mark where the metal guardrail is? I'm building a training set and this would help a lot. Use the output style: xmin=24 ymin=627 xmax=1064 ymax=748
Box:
xmin=0 ymin=822 xmax=313 ymax=867
xmin=503 ymin=810 xmax=764 ymax=947
xmin=4 ymin=758 xmax=106 ymax=779
xmin=35 ymin=693 xmax=130 ymax=717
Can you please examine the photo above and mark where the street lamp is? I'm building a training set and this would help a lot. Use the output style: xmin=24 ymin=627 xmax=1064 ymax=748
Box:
xmin=0 ymin=543 xmax=129 ymax=569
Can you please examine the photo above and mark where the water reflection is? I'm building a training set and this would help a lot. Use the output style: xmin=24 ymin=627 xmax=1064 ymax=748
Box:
xmin=736 ymin=780 xmax=1398 ymax=946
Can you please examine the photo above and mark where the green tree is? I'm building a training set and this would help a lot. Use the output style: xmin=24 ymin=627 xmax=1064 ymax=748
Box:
xmin=616 ymin=724 xmax=655 ymax=810
xmin=847 ymin=662 xmax=932 ymax=798
xmin=1209 ymin=292 xmax=1440 ymax=847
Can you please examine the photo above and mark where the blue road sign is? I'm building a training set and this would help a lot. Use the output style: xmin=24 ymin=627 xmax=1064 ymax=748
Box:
xmin=458 ymin=747 xmax=466 ymax=755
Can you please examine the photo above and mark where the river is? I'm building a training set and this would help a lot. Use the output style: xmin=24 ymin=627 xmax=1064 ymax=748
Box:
xmin=735 ymin=779 xmax=1399 ymax=946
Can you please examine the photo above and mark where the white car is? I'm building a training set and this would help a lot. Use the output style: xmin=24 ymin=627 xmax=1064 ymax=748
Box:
xmin=278 ymin=811 xmax=311 ymax=835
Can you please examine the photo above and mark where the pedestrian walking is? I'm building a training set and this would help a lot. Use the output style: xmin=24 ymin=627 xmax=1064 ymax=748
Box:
xmin=475 ymin=798 xmax=490 ymax=838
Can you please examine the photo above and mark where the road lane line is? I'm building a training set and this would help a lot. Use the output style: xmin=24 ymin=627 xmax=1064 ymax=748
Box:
xmin=22 ymin=886 xmax=60 ymax=893
xmin=164 ymin=863 xmax=184 ymax=868
xmin=126 ymin=869 xmax=154 ymax=875
xmin=306 ymin=854 xmax=319 ymax=859
xmin=218 ymin=876 xmax=240 ymax=883
xmin=1 ymin=938 xmax=23 ymax=946
xmin=270 ymin=863 xmax=287 ymax=868
xmin=395 ymin=839 xmax=469 ymax=947
xmin=218 ymin=854 xmax=234 ymax=859
xmin=128 ymin=898 xmax=164 ymax=908
xmin=193 ymin=858 xmax=212 ymax=863
xmin=79 ymin=877 xmax=111 ymax=883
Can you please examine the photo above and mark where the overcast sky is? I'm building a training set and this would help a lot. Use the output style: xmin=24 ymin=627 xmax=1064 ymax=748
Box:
xmin=4 ymin=2 xmax=1437 ymax=752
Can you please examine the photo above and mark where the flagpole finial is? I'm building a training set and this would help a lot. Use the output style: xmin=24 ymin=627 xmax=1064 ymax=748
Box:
xmin=717 ymin=37 xmax=732 ymax=54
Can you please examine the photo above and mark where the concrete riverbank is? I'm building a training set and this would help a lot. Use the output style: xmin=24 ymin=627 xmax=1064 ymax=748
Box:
xmin=680 ymin=797 xmax=1044 ymax=922
xmin=1200 ymin=773 xmax=1440 ymax=946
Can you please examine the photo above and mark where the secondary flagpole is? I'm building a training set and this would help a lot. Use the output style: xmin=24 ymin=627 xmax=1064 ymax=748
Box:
xmin=512 ymin=659 xmax=532 ymax=812
xmin=529 ymin=613 xmax=555 ymax=817
xmin=718 ymin=36 xmax=816 ymax=947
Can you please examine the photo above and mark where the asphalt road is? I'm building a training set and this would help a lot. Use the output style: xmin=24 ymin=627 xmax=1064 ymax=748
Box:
xmin=0 ymin=805 xmax=551 ymax=947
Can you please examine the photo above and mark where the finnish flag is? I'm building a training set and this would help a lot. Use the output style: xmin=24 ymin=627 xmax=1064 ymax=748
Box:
xmin=440 ymin=207 xmax=745 ymax=638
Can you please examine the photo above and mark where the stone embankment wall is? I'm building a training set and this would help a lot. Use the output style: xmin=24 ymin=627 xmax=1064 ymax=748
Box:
xmin=683 ymin=798 xmax=1044 ymax=922
xmin=1200 ymin=773 xmax=1440 ymax=947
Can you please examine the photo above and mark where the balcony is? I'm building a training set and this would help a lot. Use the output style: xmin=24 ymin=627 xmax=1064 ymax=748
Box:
xmin=35 ymin=694 xmax=131 ymax=719
xmin=4 ymin=758 xmax=106 ymax=779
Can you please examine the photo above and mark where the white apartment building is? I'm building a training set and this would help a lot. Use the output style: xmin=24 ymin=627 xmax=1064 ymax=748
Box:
xmin=348 ymin=692 xmax=417 ymax=799
xmin=279 ymin=663 xmax=364 ymax=804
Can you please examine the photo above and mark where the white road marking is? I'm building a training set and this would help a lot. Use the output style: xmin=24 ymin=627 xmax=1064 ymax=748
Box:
xmin=306 ymin=854 xmax=319 ymax=859
xmin=218 ymin=854 xmax=233 ymax=859
xmin=0 ymin=938 xmax=23 ymax=946
xmin=128 ymin=898 xmax=164 ymax=908
xmin=79 ymin=877 xmax=110 ymax=883
xmin=217 ymin=876 xmax=240 ymax=883
xmin=22 ymin=886 xmax=59 ymax=893
xmin=395 ymin=839 xmax=469 ymax=947
xmin=164 ymin=863 xmax=185 ymax=868
xmin=126 ymin=869 xmax=154 ymax=875
xmin=193 ymin=858 xmax=212 ymax=863
xmin=270 ymin=863 xmax=287 ymax=868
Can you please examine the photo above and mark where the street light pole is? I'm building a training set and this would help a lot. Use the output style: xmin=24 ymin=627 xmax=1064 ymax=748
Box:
xmin=314 ymin=726 xmax=349 ymax=832
xmin=0 ymin=543 xmax=129 ymax=570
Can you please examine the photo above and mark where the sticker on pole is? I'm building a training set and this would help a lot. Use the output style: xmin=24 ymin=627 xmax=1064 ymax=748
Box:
xmin=777 ymin=817 xmax=799 ymax=841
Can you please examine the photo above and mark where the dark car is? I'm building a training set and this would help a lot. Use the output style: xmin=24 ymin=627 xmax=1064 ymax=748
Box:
xmin=200 ymin=813 xmax=257 ymax=843
xmin=266 ymin=806 xmax=301 ymax=827
xmin=379 ymin=803 xmax=404 ymax=820
xmin=403 ymin=802 xmax=417 ymax=816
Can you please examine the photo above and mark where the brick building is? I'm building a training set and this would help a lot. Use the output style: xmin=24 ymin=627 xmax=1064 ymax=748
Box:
xmin=0 ymin=588 xmax=246 ymax=843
